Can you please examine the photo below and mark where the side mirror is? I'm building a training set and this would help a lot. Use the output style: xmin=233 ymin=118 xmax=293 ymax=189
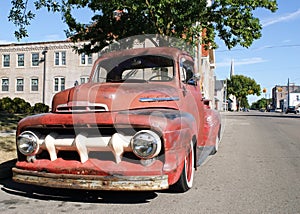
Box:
xmin=187 ymin=73 xmax=200 ymax=86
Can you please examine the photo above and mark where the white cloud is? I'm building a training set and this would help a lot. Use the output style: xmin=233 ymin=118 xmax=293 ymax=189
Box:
xmin=0 ymin=40 xmax=11 ymax=44
xmin=282 ymin=39 xmax=291 ymax=43
xmin=262 ymin=8 xmax=300 ymax=27
xmin=217 ymin=57 xmax=267 ymax=67
xmin=44 ymin=34 xmax=65 ymax=41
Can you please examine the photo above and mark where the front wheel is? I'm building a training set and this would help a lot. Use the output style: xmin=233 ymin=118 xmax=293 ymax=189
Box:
xmin=171 ymin=140 xmax=195 ymax=192
xmin=210 ymin=135 xmax=220 ymax=155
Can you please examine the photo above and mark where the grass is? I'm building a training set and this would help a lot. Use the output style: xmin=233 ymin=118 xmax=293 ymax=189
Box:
xmin=0 ymin=112 xmax=27 ymax=163
xmin=0 ymin=112 xmax=27 ymax=131
xmin=0 ymin=136 xmax=17 ymax=163
xmin=0 ymin=136 xmax=15 ymax=152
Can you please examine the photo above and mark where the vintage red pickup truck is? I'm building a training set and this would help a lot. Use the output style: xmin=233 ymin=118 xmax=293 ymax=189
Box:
xmin=13 ymin=47 xmax=221 ymax=192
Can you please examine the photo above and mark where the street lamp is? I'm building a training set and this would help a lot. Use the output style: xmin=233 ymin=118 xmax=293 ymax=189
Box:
xmin=40 ymin=49 xmax=48 ymax=104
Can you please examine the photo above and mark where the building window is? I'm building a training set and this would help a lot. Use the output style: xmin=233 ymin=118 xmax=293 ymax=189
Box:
xmin=62 ymin=51 xmax=66 ymax=65
xmin=3 ymin=54 xmax=10 ymax=67
xmin=81 ymin=53 xmax=93 ymax=65
xmin=55 ymin=51 xmax=66 ymax=66
xmin=297 ymin=95 xmax=299 ymax=101
xmin=1 ymin=78 xmax=9 ymax=91
xmin=55 ymin=52 xmax=59 ymax=65
xmin=17 ymin=53 xmax=25 ymax=67
xmin=31 ymin=78 xmax=38 ymax=91
xmin=54 ymin=77 xmax=65 ymax=92
xmin=32 ymin=53 xmax=39 ymax=66
xmin=80 ymin=76 xmax=89 ymax=84
xmin=88 ymin=54 xmax=93 ymax=64
xmin=16 ymin=78 xmax=24 ymax=91
xmin=81 ymin=53 xmax=86 ymax=65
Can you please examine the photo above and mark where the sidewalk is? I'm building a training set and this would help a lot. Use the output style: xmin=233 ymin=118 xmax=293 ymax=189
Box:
xmin=0 ymin=130 xmax=16 ymax=137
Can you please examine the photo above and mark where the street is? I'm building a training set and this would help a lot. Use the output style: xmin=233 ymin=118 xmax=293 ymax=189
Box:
xmin=0 ymin=111 xmax=299 ymax=214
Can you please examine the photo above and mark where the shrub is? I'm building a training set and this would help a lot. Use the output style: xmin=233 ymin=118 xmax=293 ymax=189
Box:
xmin=32 ymin=103 xmax=49 ymax=113
xmin=13 ymin=97 xmax=32 ymax=114
xmin=0 ymin=97 xmax=49 ymax=114
xmin=0 ymin=97 xmax=17 ymax=114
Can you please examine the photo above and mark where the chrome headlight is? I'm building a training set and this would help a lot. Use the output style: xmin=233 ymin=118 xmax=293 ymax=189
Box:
xmin=131 ymin=130 xmax=161 ymax=159
xmin=17 ymin=131 xmax=39 ymax=156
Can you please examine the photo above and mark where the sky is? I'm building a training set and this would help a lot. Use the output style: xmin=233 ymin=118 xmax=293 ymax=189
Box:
xmin=1 ymin=0 xmax=300 ymax=104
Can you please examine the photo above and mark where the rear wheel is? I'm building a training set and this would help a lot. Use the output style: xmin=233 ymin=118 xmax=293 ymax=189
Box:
xmin=171 ymin=140 xmax=195 ymax=192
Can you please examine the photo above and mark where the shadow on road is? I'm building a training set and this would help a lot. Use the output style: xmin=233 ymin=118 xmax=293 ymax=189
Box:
xmin=224 ymin=112 xmax=300 ymax=119
xmin=0 ymin=160 xmax=158 ymax=204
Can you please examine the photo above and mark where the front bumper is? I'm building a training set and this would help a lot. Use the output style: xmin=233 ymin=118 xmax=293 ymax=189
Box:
xmin=12 ymin=167 xmax=169 ymax=191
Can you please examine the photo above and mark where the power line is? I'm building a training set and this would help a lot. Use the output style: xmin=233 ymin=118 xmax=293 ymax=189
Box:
xmin=216 ymin=44 xmax=300 ymax=53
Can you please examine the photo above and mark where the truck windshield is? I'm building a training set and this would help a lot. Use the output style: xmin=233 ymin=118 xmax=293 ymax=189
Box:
xmin=92 ymin=55 xmax=174 ymax=83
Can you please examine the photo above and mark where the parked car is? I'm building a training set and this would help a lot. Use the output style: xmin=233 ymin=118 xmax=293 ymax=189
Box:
xmin=13 ymin=47 xmax=221 ymax=192
xmin=285 ymin=106 xmax=297 ymax=114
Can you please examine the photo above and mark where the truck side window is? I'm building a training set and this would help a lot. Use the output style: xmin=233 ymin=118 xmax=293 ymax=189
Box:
xmin=180 ymin=58 xmax=194 ymax=84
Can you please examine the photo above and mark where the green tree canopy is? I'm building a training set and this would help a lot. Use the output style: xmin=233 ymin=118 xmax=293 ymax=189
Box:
xmin=9 ymin=0 xmax=277 ymax=53
xmin=251 ymin=98 xmax=272 ymax=110
xmin=227 ymin=74 xmax=261 ymax=110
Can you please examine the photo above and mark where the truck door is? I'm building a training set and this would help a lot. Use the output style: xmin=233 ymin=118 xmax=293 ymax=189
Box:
xmin=179 ymin=57 xmax=204 ymax=142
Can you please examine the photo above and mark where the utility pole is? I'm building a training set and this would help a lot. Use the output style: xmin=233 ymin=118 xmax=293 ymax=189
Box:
xmin=41 ymin=49 xmax=48 ymax=104
xmin=287 ymin=78 xmax=290 ymax=108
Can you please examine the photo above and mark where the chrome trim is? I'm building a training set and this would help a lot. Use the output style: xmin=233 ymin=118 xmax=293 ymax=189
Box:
xmin=56 ymin=101 xmax=108 ymax=112
xmin=139 ymin=97 xmax=179 ymax=102
xmin=36 ymin=132 xmax=132 ymax=163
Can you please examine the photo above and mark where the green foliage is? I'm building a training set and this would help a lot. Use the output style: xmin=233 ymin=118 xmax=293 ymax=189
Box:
xmin=251 ymin=98 xmax=272 ymax=110
xmin=240 ymin=97 xmax=250 ymax=109
xmin=0 ymin=97 xmax=49 ymax=114
xmin=32 ymin=102 xmax=49 ymax=113
xmin=227 ymin=75 xmax=261 ymax=110
xmin=9 ymin=0 xmax=278 ymax=53
xmin=0 ymin=97 xmax=17 ymax=114
xmin=13 ymin=97 xmax=32 ymax=114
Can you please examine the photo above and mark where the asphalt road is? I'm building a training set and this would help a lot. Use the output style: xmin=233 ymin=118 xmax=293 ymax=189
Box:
xmin=0 ymin=111 xmax=299 ymax=214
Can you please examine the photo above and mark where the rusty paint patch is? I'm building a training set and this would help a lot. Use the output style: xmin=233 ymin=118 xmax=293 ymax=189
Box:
xmin=12 ymin=167 xmax=169 ymax=191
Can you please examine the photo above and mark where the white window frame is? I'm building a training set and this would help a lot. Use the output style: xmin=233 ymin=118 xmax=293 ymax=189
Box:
xmin=88 ymin=54 xmax=93 ymax=64
xmin=54 ymin=77 xmax=65 ymax=92
xmin=80 ymin=76 xmax=89 ymax=84
xmin=1 ymin=78 xmax=9 ymax=92
xmin=16 ymin=78 xmax=24 ymax=92
xmin=17 ymin=53 xmax=25 ymax=67
xmin=81 ymin=53 xmax=86 ymax=65
xmin=54 ymin=51 xmax=66 ymax=66
xmin=31 ymin=78 xmax=39 ymax=92
xmin=32 ymin=53 xmax=40 ymax=66
xmin=80 ymin=53 xmax=93 ymax=65
xmin=3 ymin=54 xmax=10 ymax=67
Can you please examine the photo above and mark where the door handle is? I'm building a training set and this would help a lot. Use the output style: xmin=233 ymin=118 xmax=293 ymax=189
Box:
xmin=182 ymin=86 xmax=187 ymax=97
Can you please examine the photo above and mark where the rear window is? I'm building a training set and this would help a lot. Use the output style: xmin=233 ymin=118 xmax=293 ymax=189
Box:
xmin=92 ymin=55 xmax=174 ymax=83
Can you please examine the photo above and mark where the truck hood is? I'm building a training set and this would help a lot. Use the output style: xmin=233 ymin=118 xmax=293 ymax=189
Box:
xmin=52 ymin=82 xmax=181 ymax=113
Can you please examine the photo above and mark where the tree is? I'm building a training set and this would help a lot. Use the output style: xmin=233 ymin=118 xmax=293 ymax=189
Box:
xmin=9 ymin=0 xmax=278 ymax=53
xmin=251 ymin=98 xmax=272 ymax=110
xmin=240 ymin=97 xmax=250 ymax=109
xmin=227 ymin=75 xmax=261 ymax=111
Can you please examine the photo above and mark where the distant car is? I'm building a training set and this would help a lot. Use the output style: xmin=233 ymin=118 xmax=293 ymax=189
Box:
xmin=242 ymin=108 xmax=249 ymax=112
xmin=285 ymin=106 xmax=297 ymax=114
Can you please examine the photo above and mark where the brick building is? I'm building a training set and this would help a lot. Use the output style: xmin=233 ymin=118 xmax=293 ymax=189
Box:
xmin=272 ymin=84 xmax=300 ymax=110
xmin=0 ymin=40 xmax=96 ymax=106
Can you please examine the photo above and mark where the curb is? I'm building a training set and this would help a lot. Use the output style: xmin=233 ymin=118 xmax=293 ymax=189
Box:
xmin=0 ymin=159 xmax=16 ymax=179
